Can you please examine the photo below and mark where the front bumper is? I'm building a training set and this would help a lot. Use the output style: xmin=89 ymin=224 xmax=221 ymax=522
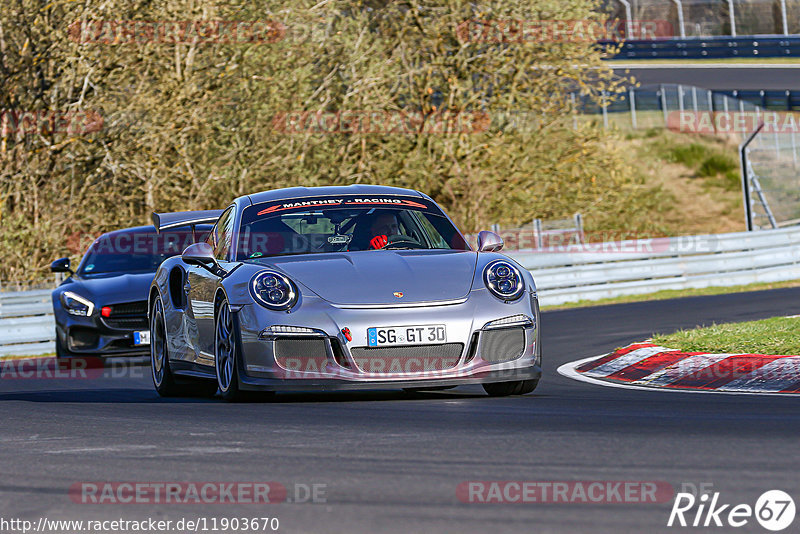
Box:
xmin=234 ymin=289 xmax=541 ymax=391
xmin=54 ymin=305 xmax=150 ymax=358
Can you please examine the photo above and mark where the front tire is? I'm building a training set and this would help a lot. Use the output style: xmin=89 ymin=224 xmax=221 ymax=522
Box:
xmin=482 ymin=379 xmax=539 ymax=397
xmin=215 ymin=299 xmax=270 ymax=402
xmin=151 ymin=295 xmax=216 ymax=397
xmin=55 ymin=329 xmax=67 ymax=358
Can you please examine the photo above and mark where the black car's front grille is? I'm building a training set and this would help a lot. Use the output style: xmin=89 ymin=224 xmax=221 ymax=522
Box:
xmin=350 ymin=343 xmax=463 ymax=373
xmin=104 ymin=301 xmax=149 ymax=330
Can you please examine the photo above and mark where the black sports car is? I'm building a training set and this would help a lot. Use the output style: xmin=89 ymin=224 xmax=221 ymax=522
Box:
xmin=51 ymin=221 xmax=213 ymax=358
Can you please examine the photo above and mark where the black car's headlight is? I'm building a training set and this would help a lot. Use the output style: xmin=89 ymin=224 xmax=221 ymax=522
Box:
xmin=61 ymin=291 xmax=95 ymax=316
xmin=483 ymin=260 xmax=525 ymax=301
xmin=250 ymin=271 xmax=298 ymax=311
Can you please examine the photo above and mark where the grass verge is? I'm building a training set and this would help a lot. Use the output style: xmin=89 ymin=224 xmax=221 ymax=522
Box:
xmin=0 ymin=353 xmax=55 ymax=361
xmin=652 ymin=316 xmax=800 ymax=355
xmin=541 ymin=278 xmax=800 ymax=311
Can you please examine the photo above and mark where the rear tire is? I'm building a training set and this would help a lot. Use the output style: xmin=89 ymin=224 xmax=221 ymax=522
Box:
xmin=151 ymin=295 xmax=217 ymax=398
xmin=482 ymin=379 xmax=539 ymax=397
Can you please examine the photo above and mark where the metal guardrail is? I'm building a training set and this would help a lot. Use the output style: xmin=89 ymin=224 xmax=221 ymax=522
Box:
xmin=506 ymin=226 xmax=800 ymax=306
xmin=2 ymin=227 xmax=799 ymax=353
xmin=601 ymin=36 xmax=800 ymax=59
xmin=0 ymin=289 xmax=55 ymax=357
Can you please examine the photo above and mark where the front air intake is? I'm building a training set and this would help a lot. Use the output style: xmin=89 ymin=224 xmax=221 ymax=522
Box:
xmin=480 ymin=328 xmax=525 ymax=363
xmin=274 ymin=338 xmax=329 ymax=372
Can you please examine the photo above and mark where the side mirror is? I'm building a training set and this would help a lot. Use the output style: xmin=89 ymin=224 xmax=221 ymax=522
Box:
xmin=50 ymin=257 xmax=74 ymax=274
xmin=476 ymin=230 xmax=504 ymax=252
xmin=182 ymin=242 xmax=216 ymax=265
xmin=182 ymin=242 xmax=227 ymax=276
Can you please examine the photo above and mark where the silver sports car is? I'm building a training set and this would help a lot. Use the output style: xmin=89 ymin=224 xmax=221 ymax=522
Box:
xmin=148 ymin=185 xmax=541 ymax=401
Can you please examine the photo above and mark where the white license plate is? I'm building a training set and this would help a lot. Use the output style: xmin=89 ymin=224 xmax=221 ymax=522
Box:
xmin=133 ymin=331 xmax=151 ymax=346
xmin=367 ymin=325 xmax=447 ymax=347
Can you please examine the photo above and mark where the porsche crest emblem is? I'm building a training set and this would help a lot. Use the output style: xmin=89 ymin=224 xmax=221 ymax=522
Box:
xmin=393 ymin=292 xmax=404 ymax=298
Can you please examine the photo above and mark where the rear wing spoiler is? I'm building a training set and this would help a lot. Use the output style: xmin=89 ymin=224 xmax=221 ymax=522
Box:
xmin=151 ymin=210 xmax=223 ymax=235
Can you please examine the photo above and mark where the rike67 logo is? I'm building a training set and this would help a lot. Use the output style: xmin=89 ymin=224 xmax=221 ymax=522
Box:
xmin=668 ymin=488 xmax=795 ymax=531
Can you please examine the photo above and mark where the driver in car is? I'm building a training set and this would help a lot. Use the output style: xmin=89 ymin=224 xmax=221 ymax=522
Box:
xmin=369 ymin=212 xmax=402 ymax=249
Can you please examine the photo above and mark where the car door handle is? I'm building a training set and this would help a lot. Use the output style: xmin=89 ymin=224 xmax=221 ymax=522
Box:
xmin=183 ymin=282 xmax=191 ymax=294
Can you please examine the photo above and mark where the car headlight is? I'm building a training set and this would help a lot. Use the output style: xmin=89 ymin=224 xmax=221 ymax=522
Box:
xmin=61 ymin=291 xmax=95 ymax=316
xmin=250 ymin=271 xmax=298 ymax=311
xmin=483 ymin=260 xmax=525 ymax=301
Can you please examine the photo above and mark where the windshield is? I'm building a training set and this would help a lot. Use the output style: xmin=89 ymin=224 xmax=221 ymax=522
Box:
xmin=236 ymin=195 xmax=469 ymax=260
xmin=78 ymin=229 xmax=199 ymax=275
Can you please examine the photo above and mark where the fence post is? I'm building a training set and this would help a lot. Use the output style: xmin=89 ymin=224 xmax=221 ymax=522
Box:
xmin=617 ymin=0 xmax=633 ymax=38
xmin=740 ymin=122 xmax=764 ymax=231
xmin=601 ymin=90 xmax=608 ymax=129
xmin=571 ymin=92 xmax=577 ymax=130
xmin=629 ymin=88 xmax=637 ymax=129
xmin=727 ymin=0 xmax=737 ymax=36
xmin=574 ymin=213 xmax=584 ymax=244
xmin=708 ymin=90 xmax=716 ymax=134
xmin=781 ymin=0 xmax=789 ymax=35
xmin=678 ymin=85 xmax=684 ymax=113
xmin=660 ymin=85 xmax=668 ymax=125
xmin=691 ymin=86 xmax=698 ymax=113
xmin=791 ymin=129 xmax=798 ymax=169
xmin=534 ymin=219 xmax=543 ymax=249
xmin=671 ymin=0 xmax=686 ymax=38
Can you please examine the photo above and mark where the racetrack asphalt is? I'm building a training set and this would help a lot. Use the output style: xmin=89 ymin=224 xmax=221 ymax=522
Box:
xmin=611 ymin=64 xmax=800 ymax=90
xmin=2 ymin=287 xmax=800 ymax=533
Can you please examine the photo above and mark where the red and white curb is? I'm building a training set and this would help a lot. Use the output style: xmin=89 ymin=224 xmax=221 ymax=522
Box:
xmin=558 ymin=343 xmax=800 ymax=395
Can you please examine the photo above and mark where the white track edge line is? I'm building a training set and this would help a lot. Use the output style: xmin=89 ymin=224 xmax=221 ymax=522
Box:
xmin=557 ymin=354 xmax=799 ymax=397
